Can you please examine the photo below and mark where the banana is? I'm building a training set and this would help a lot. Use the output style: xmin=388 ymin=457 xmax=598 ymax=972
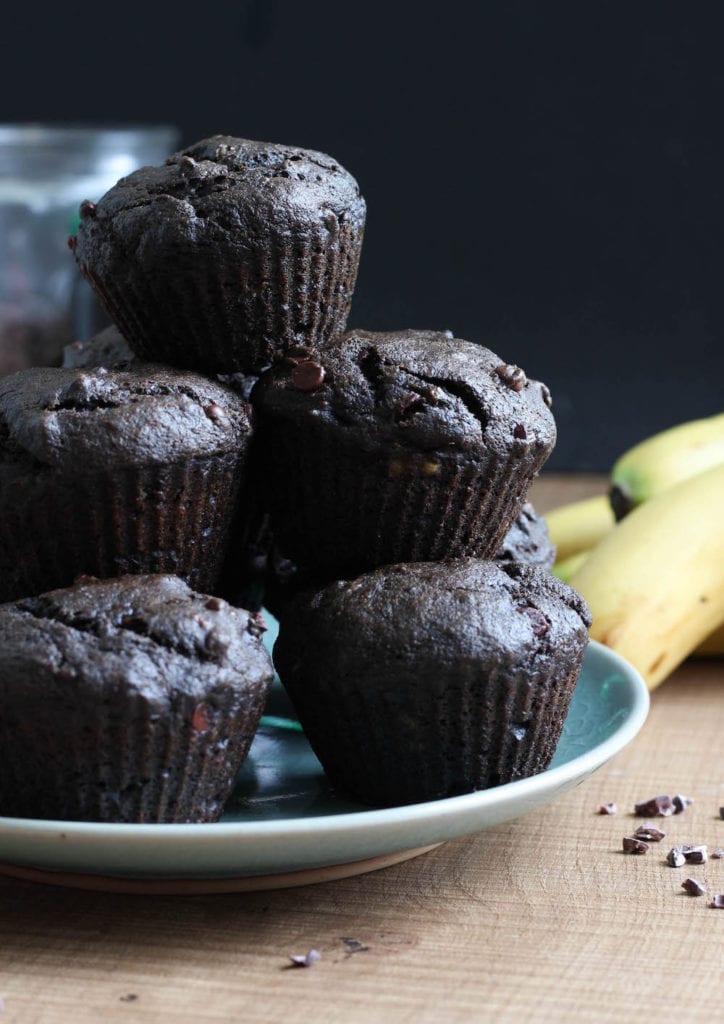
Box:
xmin=544 ymin=495 xmax=614 ymax=562
xmin=696 ymin=622 xmax=724 ymax=657
xmin=569 ymin=463 xmax=724 ymax=690
xmin=610 ymin=411 xmax=724 ymax=519
xmin=552 ymin=549 xmax=590 ymax=584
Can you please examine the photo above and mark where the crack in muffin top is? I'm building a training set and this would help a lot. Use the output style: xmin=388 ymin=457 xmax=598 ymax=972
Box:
xmin=252 ymin=329 xmax=557 ymax=457
xmin=0 ymin=364 xmax=252 ymax=471
xmin=0 ymin=574 xmax=273 ymax=704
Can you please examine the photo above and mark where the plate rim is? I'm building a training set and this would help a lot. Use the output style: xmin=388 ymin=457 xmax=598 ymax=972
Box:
xmin=0 ymin=641 xmax=649 ymax=853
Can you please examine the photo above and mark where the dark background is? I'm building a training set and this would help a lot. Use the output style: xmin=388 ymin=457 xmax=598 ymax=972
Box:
xmin=4 ymin=0 xmax=722 ymax=469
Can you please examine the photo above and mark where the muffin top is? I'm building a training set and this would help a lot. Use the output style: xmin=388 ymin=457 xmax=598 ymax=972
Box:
xmin=74 ymin=135 xmax=366 ymax=267
xmin=0 ymin=363 xmax=251 ymax=472
xmin=495 ymin=502 xmax=556 ymax=570
xmin=62 ymin=325 xmax=136 ymax=370
xmin=252 ymin=329 xmax=556 ymax=458
xmin=0 ymin=574 xmax=273 ymax=704
xmin=275 ymin=560 xmax=591 ymax=679
xmin=62 ymin=326 xmax=260 ymax=402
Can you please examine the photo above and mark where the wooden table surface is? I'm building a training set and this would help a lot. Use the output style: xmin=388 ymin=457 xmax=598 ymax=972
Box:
xmin=1 ymin=474 xmax=723 ymax=1024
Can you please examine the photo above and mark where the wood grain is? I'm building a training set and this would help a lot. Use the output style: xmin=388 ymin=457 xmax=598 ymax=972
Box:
xmin=1 ymin=474 xmax=722 ymax=1024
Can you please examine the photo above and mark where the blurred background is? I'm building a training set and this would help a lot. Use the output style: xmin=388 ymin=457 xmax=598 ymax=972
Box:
xmin=2 ymin=0 xmax=721 ymax=469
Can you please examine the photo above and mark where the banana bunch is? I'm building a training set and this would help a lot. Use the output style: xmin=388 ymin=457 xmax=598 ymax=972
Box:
xmin=544 ymin=413 xmax=724 ymax=689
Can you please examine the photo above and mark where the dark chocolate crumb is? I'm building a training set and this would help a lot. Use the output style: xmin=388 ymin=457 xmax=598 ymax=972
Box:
xmin=719 ymin=807 xmax=724 ymax=820
xmin=666 ymin=847 xmax=688 ymax=868
xmin=672 ymin=795 xmax=693 ymax=814
xmin=684 ymin=845 xmax=708 ymax=864
xmin=79 ymin=199 xmax=97 ymax=219
xmin=119 ymin=994 xmax=138 ymax=1002
xmin=598 ymin=802 xmax=617 ymax=815
xmin=633 ymin=825 xmax=666 ymax=842
xmin=291 ymin=360 xmax=326 ymax=392
xmin=342 ymin=937 xmax=370 ymax=956
xmin=513 ymin=423 xmax=527 ymax=440
xmin=67 ymin=235 xmax=77 ymax=251
xmin=204 ymin=597 xmax=222 ymax=611
xmin=681 ymin=878 xmax=706 ymax=897
xmin=288 ymin=949 xmax=321 ymax=968
xmin=623 ymin=836 xmax=649 ymax=854
xmin=710 ymin=895 xmax=724 ymax=908
xmin=635 ymin=795 xmax=675 ymax=817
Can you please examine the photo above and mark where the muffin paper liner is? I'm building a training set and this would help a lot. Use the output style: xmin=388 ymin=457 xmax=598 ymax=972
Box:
xmin=83 ymin=217 xmax=364 ymax=374
xmin=282 ymin=643 xmax=586 ymax=807
xmin=0 ymin=454 xmax=243 ymax=603
xmin=260 ymin=422 xmax=543 ymax=580
xmin=0 ymin=680 xmax=269 ymax=822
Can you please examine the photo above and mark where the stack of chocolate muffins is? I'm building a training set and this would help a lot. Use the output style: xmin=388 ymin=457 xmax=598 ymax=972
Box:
xmin=0 ymin=135 xmax=590 ymax=820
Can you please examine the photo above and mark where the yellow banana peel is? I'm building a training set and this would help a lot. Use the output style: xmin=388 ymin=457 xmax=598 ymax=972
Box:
xmin=544 ymin=494 xmax=614 ymax=562
xmin=610 ymin=411 xmax=724 ymax=519
xmin=569 ymin=464 xmax=724 ymax=690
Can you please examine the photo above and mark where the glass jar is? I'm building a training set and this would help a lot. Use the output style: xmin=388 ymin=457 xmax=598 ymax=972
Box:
xmin=0 ymin=124 xmax=179 ymax=375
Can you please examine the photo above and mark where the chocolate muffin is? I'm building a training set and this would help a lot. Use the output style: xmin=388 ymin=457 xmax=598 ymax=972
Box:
xmin=274 ymin=559 xmax=591 ymax=807
xmin=251 ymin=329 xmax=556 ymax=583
xmin=0 ymin=364 xmax=252 ymax=602
xmin=252 ymin=500 xmax=557 ymax=621
xmin=0 ymin=574 xmax=274 ymax=822
xmin=494 ymin=502 xmax=556 ymax=571
xmin=71 ymin=135 xmax=366 ymax=374
xmin=62 ymin=324 xmax=136 ymax=369
xmin=62 ymin=324 xmax=259 ymax=401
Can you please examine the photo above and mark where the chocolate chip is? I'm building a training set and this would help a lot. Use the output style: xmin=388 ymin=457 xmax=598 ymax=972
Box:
xmin=598 ymin=802 xmax=617 ymax=815
xmin=204 ymin=402 xmax=228 ymax=423
xmin=67 ymin=235 xmax=77 ymax=251
xmin=635 ymin=795 xmax=675 ymax=817
xmin=79 ymin=199 xmax=97 ymax=219
xmin=719 ymin=806 xmax=724 ymax=820
xmin=495 ymin=363 xmax=527 ymax=391
xmin=191 ymin=703 xmax=212 ymax=732
xmin=291 ymin=360 xmax=326 ymax=392
xmin=623 ymin=836 xmax=649 ymax=854
xmin=513 ymin=424 xmax=527 ymax=440
xmin=672 ymin=794 xmax=693 ymax=814
xmin=540 ymin=383 xmax=553 ymax=408
xmin=204 ymin=597 xmax=223 ymax=611
xmin=247 ymin=612 xmax=268 ymax=638
xmin=522 ymin=606 xmax=549 ymax=635
xmin=710 ymin=895 xmax=724 ymax=908
xmin=633 ymin=825 xmax=666 ymax=842
xmin=682 ymin=878 xmax=706 ymax=896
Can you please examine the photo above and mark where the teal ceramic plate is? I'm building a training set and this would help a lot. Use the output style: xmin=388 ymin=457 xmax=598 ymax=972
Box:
xmin=0 ymin=624 xmax=648 ymax=893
